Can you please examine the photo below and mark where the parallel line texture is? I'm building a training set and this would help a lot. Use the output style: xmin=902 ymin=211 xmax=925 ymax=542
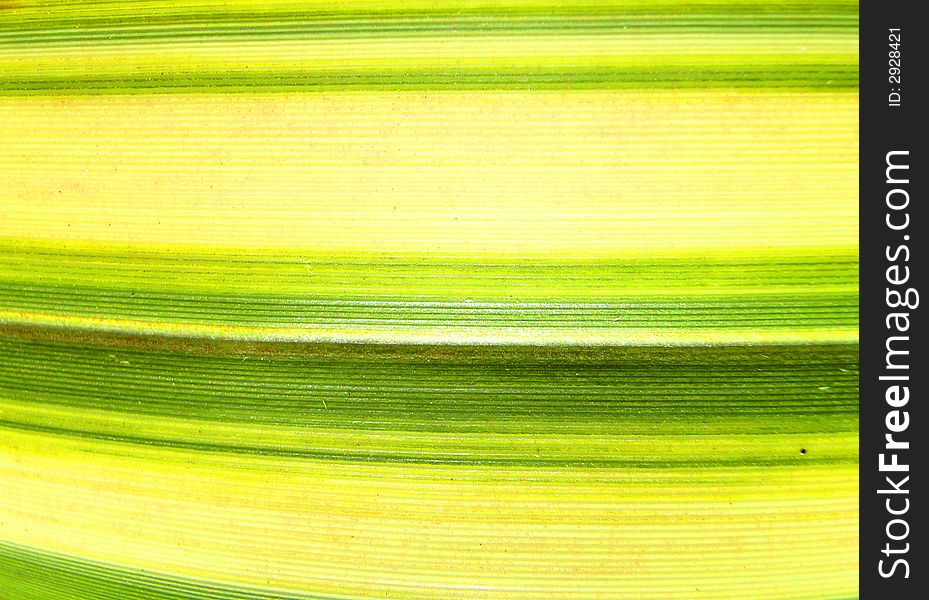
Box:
xmin=0 ymin=1 xmax=858 ymax=599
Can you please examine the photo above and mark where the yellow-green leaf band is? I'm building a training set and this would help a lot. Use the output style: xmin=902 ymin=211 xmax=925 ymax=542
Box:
xmin=0 ymin=0 xmax=858 ymax=598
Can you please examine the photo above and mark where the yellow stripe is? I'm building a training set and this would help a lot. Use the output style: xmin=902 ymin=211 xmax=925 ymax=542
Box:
xmin=0 ymin=428 xmax=857 ymax=599
xmin=0 ymin=91 xmax=856 ymax=257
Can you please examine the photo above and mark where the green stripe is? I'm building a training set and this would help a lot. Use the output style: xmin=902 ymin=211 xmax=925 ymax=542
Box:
xmin=0 ymin=335 xmax=859 ymax=431
xmin=0 ymin=17 xmax=858 ymax=44
xmin=0 ymin=245 xmax=858 ymax=333
xmin=0 ymin=1 xmax=861 ymax=30
xmin=0 ymin=65 xmax=858 ymax=95
xmin=0 ymin=334 xmax=857 ymax=465
xmin=0 ymin=541 xmax=336 ymax=600
xmin=0 ymin=284 xmax=859 ymax=331
xmin=0 ymin=245 xmax=859 ymax=297
xmin=0 ymin=2 xmax=858 ymax=93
